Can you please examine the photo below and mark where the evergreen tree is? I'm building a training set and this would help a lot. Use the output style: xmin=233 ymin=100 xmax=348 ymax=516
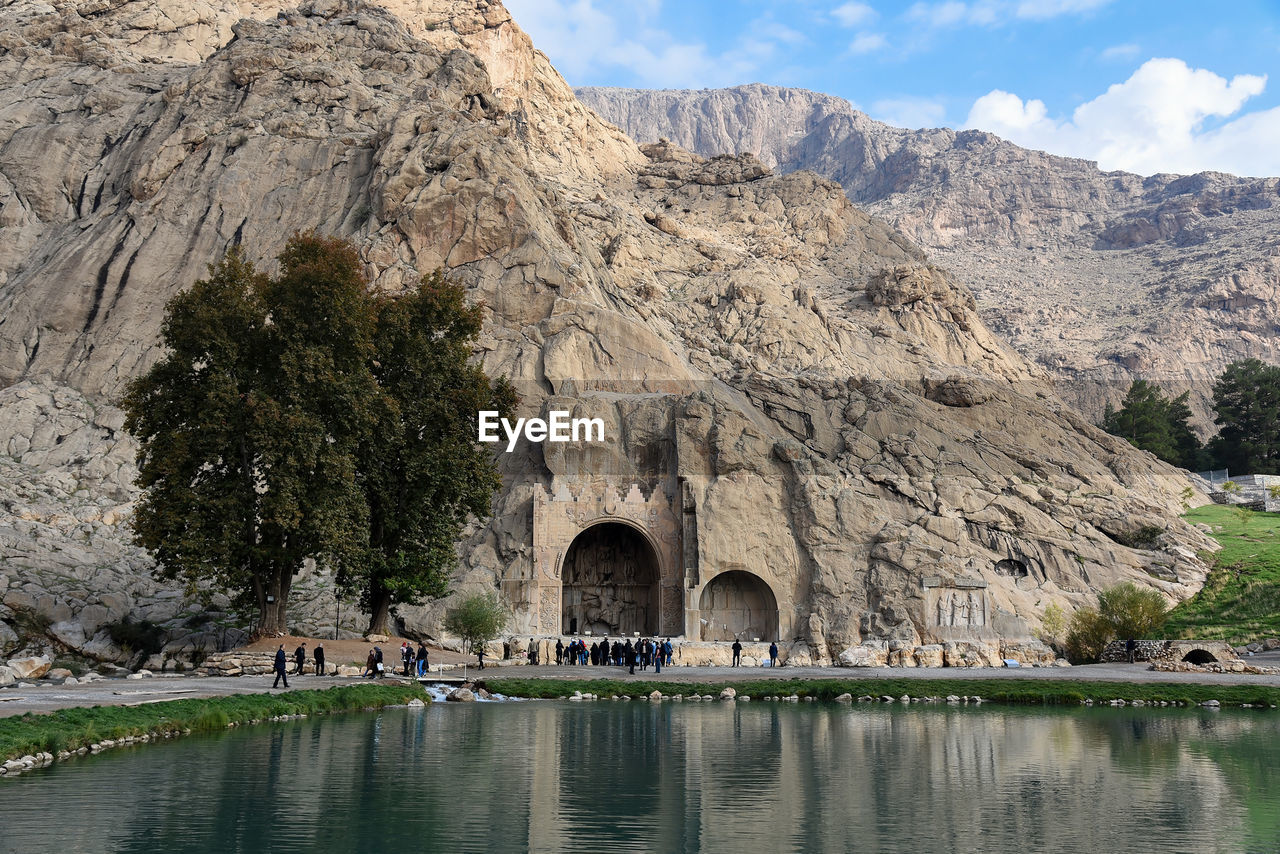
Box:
xmin=1101 ymin=380 xmax=1203 ymax=469
xmin=123 ymin=235 xmax=508 ymax=637
xmin=1210 ymin=358 xmax=1280 ymax=475
xmin=123 ymin=236 xmax=376 ymax=636
xmin=348 ymin=270 xmax=516 ymax=636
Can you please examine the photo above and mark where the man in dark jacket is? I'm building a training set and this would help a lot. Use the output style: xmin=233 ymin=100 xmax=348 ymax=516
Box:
xmin=273 ymin=644 xmax=289 ymax=688
xmin=731 ymin=639 xmax=742 ymax=667
xmin=416 ymin=641 xmax=429 ymax=676
xmin=769 ymin=642 xmax=779 ymax=668
xmin=314 ymin=643 xmax=326 ymax=676
xmin=293 ymin=643 xmax=307 ymax=674
xmin=374 ymin=646 xmax=384 ymax=677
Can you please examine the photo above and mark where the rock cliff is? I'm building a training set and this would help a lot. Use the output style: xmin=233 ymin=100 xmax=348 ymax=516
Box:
xmin=0 ymin=1 xmax=1212 ymax=667
xmin=577 ymin=84 xmax=1280 ymax=428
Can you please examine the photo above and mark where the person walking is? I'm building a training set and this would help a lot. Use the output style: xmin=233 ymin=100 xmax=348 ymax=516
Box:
xmin=731 ymin=639 xmax=742 ymax=667
xmin=273 ymin=644 xmax=289 ymax=688
xmin=625 ymin=639 xmax=636 ymax=675
xmin=769 ymin=641 xmax=778 ymax=668
xmin=476 ymin=645 xmax=486 ymax=670
xmin=417 ymin=641 xmax=429 ymax=677
xmin=314 ymin=642 xmax=326 ymax=676
xmin=293 ymin=642 xmax=307 ymax=675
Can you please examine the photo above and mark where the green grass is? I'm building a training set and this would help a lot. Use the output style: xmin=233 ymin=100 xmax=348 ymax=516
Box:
xmin=1165 ymin=504 xmax=1280 ymax=643
xmin=483 ymin=677 xmax=1280 ymax=708
xmin=0 ymin=683 xmax=425 ymax=763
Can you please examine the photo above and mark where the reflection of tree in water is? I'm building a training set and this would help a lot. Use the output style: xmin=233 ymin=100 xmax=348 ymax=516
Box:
xmin=561 ymin=524 xmax=658 ymax=635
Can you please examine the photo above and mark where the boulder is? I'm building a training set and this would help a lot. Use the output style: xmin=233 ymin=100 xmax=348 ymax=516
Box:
xmin=47 ymin=668 xmax=73 ymax=680
xmin=6 ymin=656 xmax=51 ymax=679
xmin=837 ymin=643 xmax=889 ymax=668
xmin=942 ymin=641 xmax=1000 ymax=668
xmin=719 ymin=687 xmax=737 ymax=700
xmin=0 ymin=665 xmax=15 ymax=687
xmin=913 ymin=645 xmax=945 ymax=668
xmin=407 ymin=698 xmax=426 ymax=707
xmin=648 ymin=690 xmax=663 ymax=701
xmin=447 ymin=687 xmax=475 ymax=702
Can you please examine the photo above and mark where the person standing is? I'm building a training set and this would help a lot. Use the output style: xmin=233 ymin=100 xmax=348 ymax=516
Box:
xmin=624 ymin=639 xmax=636 ymax=675
xmin=555 ymin=638 xmax=564 ymax=666
xmin=731 ymin=639 xmax=742 ymax=667
xmin=769 ymin=641 xmax=778 ymax=668
xmin=1126 ymin=638 xmax=1137 ymax=664
xmin=314 ymin=642 xmax=326 ymax=676
xmin=663 ymin=638 xmax=673 ymax=667
xmin=273 ymin=644 xmax=289 ymax=688
xmin=363 ymin=648 xmax=376 ymax=678
xmin=374 ymin=645 xmax=384 ymax=678
xmin=417 ymin=641 xmax=429 ymax=676
xmin=293 ymin=642 xmax=307 ymax=675
xmin=476 ymin=645 xmax=486 ymax=670
xmin=401 ymin=642 xmax=413 ymax=676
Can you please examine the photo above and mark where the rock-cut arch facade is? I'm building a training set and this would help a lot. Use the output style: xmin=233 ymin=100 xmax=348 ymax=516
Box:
xmin=532 ymin=479 xmax=683 ymax=635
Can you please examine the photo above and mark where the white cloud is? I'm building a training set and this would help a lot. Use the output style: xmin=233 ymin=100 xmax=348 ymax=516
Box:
xmin=848 ymin=32 xmax=888 ymax=55
xmin=832 ymin=2 xmax=878 ymax=27
xmin=1014 ymin=0 xmax=1111 ymax=19
xmin=906 ymin=0 xmax=1111 ymax=27
xmin=872 ymin=96 xmax=948 ymax=128
xmin=505 ymin=0 xmax=770 ymax=88
xmin=964 ymin=58 xmax=1279 ymax=176
xmin=1099 ymin=42 xmax=1140 ymax=61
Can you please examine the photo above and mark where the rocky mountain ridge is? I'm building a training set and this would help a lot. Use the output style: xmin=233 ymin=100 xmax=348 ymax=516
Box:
xmin=0 ymin=0 xmax=1211 ymax=669
xmin=576 ymin=84 xmax=1280 ymax=428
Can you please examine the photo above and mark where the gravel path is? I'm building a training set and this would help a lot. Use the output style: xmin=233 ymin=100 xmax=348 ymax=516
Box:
xmin=5 ymin=653 xmax=1278 ymax=718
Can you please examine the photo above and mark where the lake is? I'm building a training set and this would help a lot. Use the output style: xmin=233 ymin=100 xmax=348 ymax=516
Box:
xmin=2 ymin=700 xmax=1278 ymax=853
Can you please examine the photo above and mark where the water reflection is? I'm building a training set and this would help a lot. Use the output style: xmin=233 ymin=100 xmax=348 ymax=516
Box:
xmin=2 ymin=704 xmax=1277 ymax=853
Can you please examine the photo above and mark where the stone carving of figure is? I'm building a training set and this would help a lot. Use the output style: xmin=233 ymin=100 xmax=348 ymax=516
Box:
xmin=968 ymin=590 xmax=982 ymax=627
xmin=957 ymin=592 xmax=970 ymax=626
xmin=937 ymin=594 xmax=948 ymax=627
xmin=947 ymin=592 xmax=957 ymax=627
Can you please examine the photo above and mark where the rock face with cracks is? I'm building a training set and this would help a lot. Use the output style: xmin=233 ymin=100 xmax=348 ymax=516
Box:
xmin=0 ymin=0 xmax=1213 ymax=666
xmin=576 ymin=83 xmax=1280 ymax=429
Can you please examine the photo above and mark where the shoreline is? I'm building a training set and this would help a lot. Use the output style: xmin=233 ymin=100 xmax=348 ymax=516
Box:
xmin=0 ymin=683 xmax=425 ymax=773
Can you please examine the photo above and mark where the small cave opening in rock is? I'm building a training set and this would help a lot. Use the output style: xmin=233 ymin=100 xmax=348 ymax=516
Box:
xmin=698 ymin=570 xmax=778 ymax=642
xmin=995 ymin=558 xmax=1030 ymax=578
xmin=1182 ymin=649 xmax=1218 ymax=665
xmin=561 ymin=522 xmax=659 ymax=636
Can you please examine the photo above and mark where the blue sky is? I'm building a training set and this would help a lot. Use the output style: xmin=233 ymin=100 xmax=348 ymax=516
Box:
xmin=505 ymin=0 xmax=1280 ymax=176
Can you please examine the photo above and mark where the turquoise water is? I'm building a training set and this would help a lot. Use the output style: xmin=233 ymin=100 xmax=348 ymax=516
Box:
xmin=2 ymin=701 xmax=1278 ymax=853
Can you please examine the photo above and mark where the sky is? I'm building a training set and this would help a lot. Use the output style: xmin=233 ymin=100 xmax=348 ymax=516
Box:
xmin=504 ymin=0 xmax=1280 ymax=177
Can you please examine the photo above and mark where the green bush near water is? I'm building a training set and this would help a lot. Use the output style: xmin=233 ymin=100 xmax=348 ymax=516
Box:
xmin=0 ymin=684 xmax=425 ymax=763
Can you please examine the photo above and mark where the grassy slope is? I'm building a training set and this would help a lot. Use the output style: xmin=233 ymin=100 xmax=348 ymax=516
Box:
xmin=1165 ymin=504 xmax=1280 ymax=644
xmin=0 ymin=683 xmax=424 ymax=763
xmin=484 ymin=676 xmax=1280 ymax=708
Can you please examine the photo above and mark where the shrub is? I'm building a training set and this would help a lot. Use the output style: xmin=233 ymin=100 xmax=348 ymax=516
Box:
xmin=1038 ymin=601 xmax=1068 ymax=648
xmin=1063 ymin=582 xmax=1168 ymax=663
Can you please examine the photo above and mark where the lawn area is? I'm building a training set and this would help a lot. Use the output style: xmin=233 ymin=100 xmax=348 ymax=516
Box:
xmin=0 ymin=683 xmax=424 ymax=763
xmin=1165 ymin=504 xmax=1280 ymax=644
xmin=483 ymin=676 xmax=1280 ymax=708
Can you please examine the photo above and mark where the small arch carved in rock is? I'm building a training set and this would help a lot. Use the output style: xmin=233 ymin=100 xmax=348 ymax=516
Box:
xmin=1182 ymin=649 xmax=1218 ymax=665
xmin=994 ymin=558 xmax=1030 ymax=578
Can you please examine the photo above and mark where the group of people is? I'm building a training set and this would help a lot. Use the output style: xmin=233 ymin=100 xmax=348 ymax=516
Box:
xmin=272 ymin=642 xmax=328 ymax=687
xmin=544 ymin=637 xmax=675 ymax=674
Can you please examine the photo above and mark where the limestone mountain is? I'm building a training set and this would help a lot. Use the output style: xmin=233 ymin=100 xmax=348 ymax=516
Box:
xmin=0 ymin=0 xmax=1212 ymax=669
xmin=576 ymin=84 xmax=1280 ymax=429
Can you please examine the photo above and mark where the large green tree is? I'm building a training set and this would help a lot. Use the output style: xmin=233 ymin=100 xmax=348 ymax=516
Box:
xmin=123 ymin=236 xmax=377 ymax=636
xmin=123 ymin=235 xmax=508 ymax=637
xmin=1101 ymin=380 xmax=1204 ymax=470
xmin=350 ymin=270 xmax=515 ymax=635
xmin=1210 ymin=358 xmax=1280 ymax=475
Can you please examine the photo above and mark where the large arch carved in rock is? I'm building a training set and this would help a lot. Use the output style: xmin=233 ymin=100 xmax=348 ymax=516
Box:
xmin=697 ymin=571 xmax=778 ymax=642
xmin=560 ymin=522 xmax=660 ymax=636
